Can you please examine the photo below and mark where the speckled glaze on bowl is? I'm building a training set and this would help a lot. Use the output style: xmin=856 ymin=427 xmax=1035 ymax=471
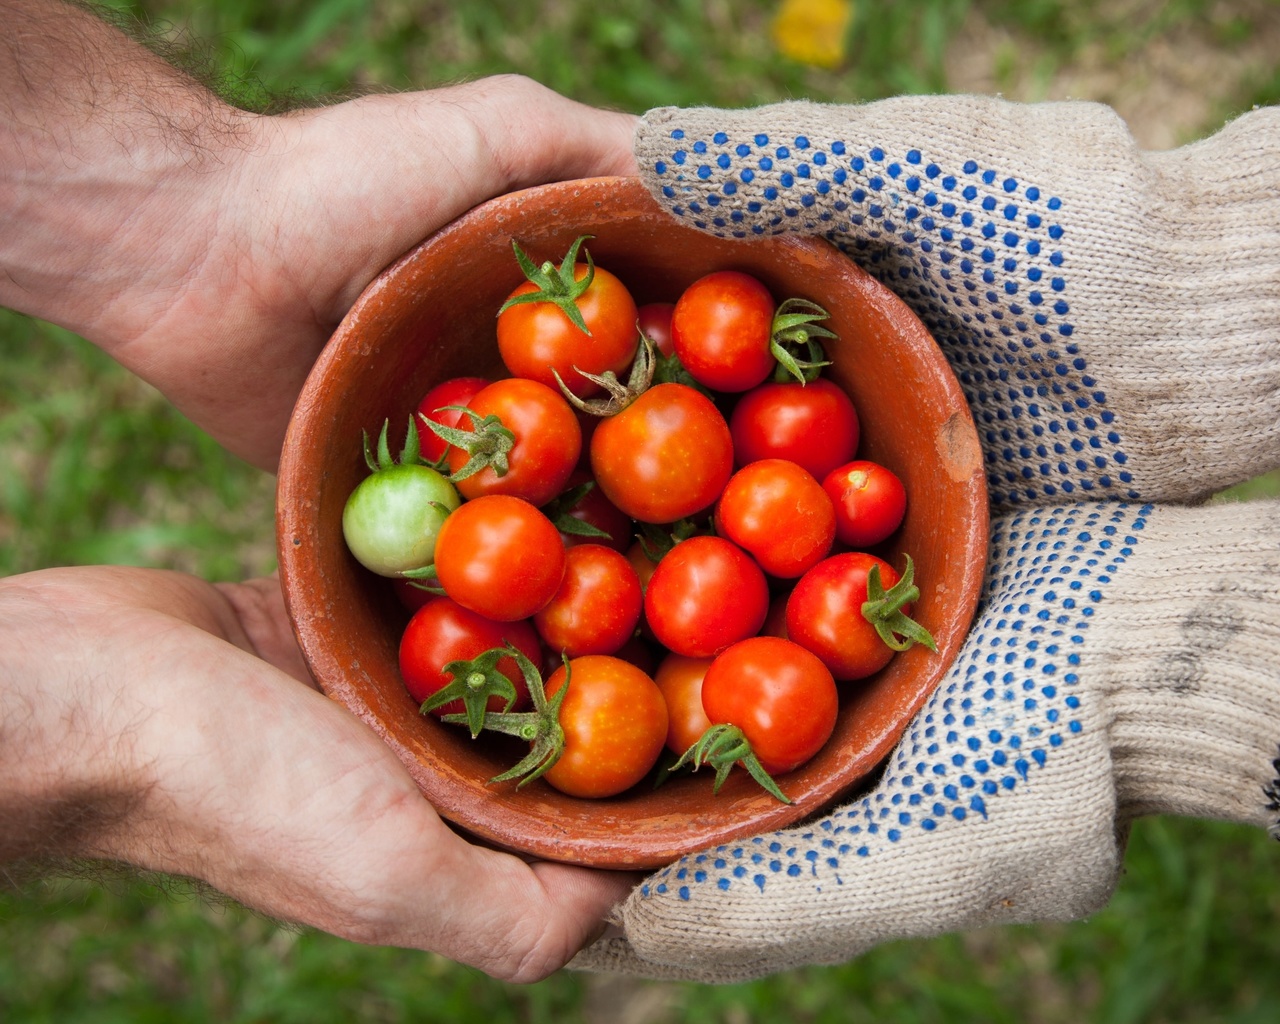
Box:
xmin=276 ymin=176 xmax=988 ymax=870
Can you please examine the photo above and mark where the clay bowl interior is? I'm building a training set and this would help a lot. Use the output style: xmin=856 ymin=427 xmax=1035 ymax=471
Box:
xmin=277 ymin=176 xmax=988 ymax=870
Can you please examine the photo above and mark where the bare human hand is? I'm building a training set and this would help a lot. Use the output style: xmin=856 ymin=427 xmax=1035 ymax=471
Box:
xmin=0 ymin=567 xmax=636 ymax=983
xmin=1 ymin=0 xmax=640 ymax=470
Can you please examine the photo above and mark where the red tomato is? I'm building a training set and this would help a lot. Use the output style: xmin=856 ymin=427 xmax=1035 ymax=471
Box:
xmin=533 ymin=544 xmax=643 ymax=658
xmin=701 ymin=636 xmax=838 ymax=775
xmin=822 ymin=460 xmax=907 ymax=548
xmin=590 ymin=383 xmax=733 ymax=524
xmin=714 ymin=458 xmax=836 ymax=578
xmin=729 ymin=378 xmax=860 ymax=481
xmin=786 ymin=552 xmax=902 ymax=680
xmin=433 ymin=495 xmax=566 ymax=622
xmin=643 ymin=535 xmax=769 ymax=657
xmin=636 ymin=302 xmax=676 ymax=357
xmin=446 ymin=378 xmax=581 ymax=507
xmin=671 ymin=270 xmax=776 ymax=392
xmin=415 ymin=376 xmax=490 ymax=464
xmin=542 ymin=655 xmax=668 ymax=798
xmin=497 ymin=260 xmax=638 ymax=399
xmin=653 ymin=653 xmax=714 ymax=756
xmin=398 ymin=597 xmax=539 ymax=715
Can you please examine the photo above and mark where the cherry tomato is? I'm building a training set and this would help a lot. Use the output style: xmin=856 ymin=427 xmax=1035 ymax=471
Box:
xmin=822 ymin=460 xmax=908 ymax=548
xmin=590 ymin=383 xmax=733 ymax=524
xmin=398 ymin=597 xmax=539 ymax=715
xmin=497 ymin=257 xmax=638 ymax=399
xmin=671 ymin=270 xmax=776 ymax=392
xmin=786 ymin=552 xmax=902 ymax=680
xmin=533 ymin=544 xmax=643 ymax=658
xmin=541 ymin=655 xmax=668 ymax=798
xmin=342 ymin=462 xmax=460 ymax=577
xmin=700 ymin=636 xmax=838 ymax=774
xmin=636 ymin=302 xmax=675 ymax=357
xmin=643 ymin=535 xmax=769 ymax=657
xmin=415 ymin=376 xmax=490 ymax=463
xmin=433 ymin=495 xmax=566 ymax=622
xmin=653 ymin=653 xmax=714 ymax=756
xmin=729 ymin=378 xmax=860 ymax=481
xmin=446 ymin=378 xmax=581 ymax=508
xmin=714 ymin=458 xmax=836 ymax=578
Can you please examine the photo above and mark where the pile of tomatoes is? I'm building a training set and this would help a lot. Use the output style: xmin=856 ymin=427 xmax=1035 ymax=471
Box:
xmin=341 ymin=236 xmax=934 ymax=802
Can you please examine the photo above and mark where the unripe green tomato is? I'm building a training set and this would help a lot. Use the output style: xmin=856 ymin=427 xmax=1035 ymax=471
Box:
xmin=341 ymin=464 xmax=461 ymax=576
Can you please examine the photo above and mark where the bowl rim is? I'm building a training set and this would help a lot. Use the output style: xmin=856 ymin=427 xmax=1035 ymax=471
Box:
xmin=277 ymin=175 xmax=989 ymax=868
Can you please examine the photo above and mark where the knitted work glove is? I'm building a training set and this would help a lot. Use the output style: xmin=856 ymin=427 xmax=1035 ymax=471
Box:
xmin=576 ymin=499 xmax=1280 ymax=982
xmin=635 ymin=97 xmax=1280 ymax=509
xmin=569 ymin=98 xmax=1280 ymax=983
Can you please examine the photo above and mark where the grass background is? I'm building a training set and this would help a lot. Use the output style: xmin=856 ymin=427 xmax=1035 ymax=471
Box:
xmin=3 ymin=0 xmax=1279 ymax=1020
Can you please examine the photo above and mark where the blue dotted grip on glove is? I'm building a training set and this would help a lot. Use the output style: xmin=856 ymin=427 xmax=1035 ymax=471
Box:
xmin=638 ymin=501 xmax=1150 ymax=902
xmin=648 ymin=127 xmax=1133 ymax=510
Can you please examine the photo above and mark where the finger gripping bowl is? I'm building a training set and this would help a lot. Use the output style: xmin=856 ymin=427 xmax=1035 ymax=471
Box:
xmin=277 ymin=177 xmax=988 ymax=870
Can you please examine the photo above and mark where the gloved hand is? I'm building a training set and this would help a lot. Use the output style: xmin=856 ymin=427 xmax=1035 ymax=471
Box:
xmin=571 ymin=96 xmax=1280 ymax=983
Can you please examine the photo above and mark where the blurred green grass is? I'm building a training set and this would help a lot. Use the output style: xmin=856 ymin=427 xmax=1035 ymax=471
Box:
xmin=3 ymin=1 xmax=1279 ymax=1021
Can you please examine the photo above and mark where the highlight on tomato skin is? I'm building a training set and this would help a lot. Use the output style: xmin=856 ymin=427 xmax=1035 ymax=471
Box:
xmin=671 ymin=270 xmax=778 ymax=393
xmin=822 ymin=459 xmax=908 ymax=548
xmin=432 ymin=495 xmax=567 ymax=623
xmin=714 ymin=458 xmax=837 ymax=579
xmin=701 ymin=636 xmax=838 ymax=776
xmin=642 ymin=534 xmax=770 ymax=658
xmin=589 ymin=382 xmax=734 ymax=525
xmin=495 ymin=236 xmax=640 ymax=400
xmin=729 ymin=377 xmax=860 ymax=482
xmin=532 ymin=543 xmax=643 ymax=658
xmin=540 ymin=655 xmax=669 ymax=799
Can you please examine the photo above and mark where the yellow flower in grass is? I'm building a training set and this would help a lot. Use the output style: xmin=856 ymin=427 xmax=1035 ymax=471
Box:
xmin=771 ymin=0 xmax=855 ymax=69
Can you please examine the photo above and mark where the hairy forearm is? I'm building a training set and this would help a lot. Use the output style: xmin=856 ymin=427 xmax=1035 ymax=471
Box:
xmin=0 ymin=0 xmax=251 ymax=348
xmin=0 ymin=575 xmax=146 ymax=864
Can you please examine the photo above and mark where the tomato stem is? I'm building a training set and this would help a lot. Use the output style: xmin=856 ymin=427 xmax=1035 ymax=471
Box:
xmin=770 ymin=298 xmax=836 ymax=384
xmin=497 ymin=235 xmax=597 ymax=335
xmin=553 ymin=334 xmax=656 ymax=417
xmin=418 ymin=406 xmax=516 ymax=482
xmin=861 ymin=554 xmax=938 ymax=653
xmin=673 ymin=723 xmax=793 ymax=804
xmin=442 ymin=646 xmax=569 ymax=787
xmin=421 ymin=645 xmax=522 ymax=737
xmin=541 ymin=480 xmax=614 ymax=540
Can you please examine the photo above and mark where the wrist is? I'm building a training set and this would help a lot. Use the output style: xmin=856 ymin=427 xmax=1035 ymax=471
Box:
xmin=0 ymin=572 xmax=150 ymax=863
xmin=1090 ymin=501 xmax=1280 ymax=830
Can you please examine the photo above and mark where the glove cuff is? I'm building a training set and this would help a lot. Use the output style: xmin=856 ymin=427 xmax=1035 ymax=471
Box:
xmin=1086 ymin=500 xmax=1280 ymax=833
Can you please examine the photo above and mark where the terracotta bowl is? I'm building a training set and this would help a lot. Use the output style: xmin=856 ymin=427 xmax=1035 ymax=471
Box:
xmin=277 ymin=176 xmax=988 ymax=870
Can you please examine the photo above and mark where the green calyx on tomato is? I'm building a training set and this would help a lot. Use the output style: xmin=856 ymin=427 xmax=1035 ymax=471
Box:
xmin=420 ymin=645 xmax=522 ymax=738
xmin=553 ymin=333 xmax=656 ymax=417
xmin=419 ymin=405 xmax=515 ymax=483
xmin=540 ymin=479 xmax=614 ymax=542
xmin=635 ymin=518 xmax=704 ymax=563
xmin=341 ymin=419 xmax=461 ymax=578
xmin=672 ymin=723 xmax=792 ymax=804
xmin=770 ymin=298 xmax=836 ymax=384
xmin=862 ymin=554 xmax=938 ymax=653
xmin=442 ymin=645 xmax=569 ymax=788
xmin=498 ymin=234 xmax=598 ymax=336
